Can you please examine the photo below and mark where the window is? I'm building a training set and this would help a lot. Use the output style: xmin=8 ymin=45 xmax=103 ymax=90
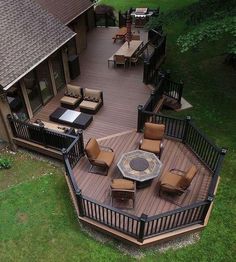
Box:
xmin=24 ymin=71 xmax=42 ymax=113
xmin=36 ymin=61 xmax=53 ymax=104
xmin=51 ymin=51 xmax=66 ymax=91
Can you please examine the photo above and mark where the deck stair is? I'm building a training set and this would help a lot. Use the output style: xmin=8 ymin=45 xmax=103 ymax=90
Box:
xmin=163 ymin=95 xmax=181 ymax=110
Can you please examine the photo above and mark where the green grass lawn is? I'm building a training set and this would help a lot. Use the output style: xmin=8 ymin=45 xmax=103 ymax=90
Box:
xmin=1 ymin=0 xmax=236 ymax=261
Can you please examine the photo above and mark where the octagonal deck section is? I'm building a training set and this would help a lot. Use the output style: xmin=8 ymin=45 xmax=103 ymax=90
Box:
xmin=73 ymin=130 xmax=212 ymax=217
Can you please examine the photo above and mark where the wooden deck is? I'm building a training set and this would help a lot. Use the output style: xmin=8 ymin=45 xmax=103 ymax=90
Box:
xmin=30 ymin=28 xmax=215 ymax=244
xmin=73 ymin=130 xmax=212 ymax=217
xmin=34 ymin=27 xmax=150 ymax=141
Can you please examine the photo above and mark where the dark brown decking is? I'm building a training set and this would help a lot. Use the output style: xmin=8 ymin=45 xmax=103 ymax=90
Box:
xmin=34 ymin=27 xmax=150 ymax=141
xmin=73 ymin=130 xmax=212 ymax=217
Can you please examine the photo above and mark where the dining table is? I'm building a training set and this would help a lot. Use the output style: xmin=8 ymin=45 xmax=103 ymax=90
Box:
xmin=115 ymin=40 xmax=143 ymax=66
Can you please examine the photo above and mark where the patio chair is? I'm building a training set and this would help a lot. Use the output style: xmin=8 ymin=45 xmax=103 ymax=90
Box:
xmin=60 ymin=84 xmax=83 ymax=109
xmin=139 ymin=122 xmax=165 ymax=158
xmin=111 ymin=179 xmax=136 ymax=208
xmin=114 ymin=55 xmax=128 ymax=68
xmin=85 ymin=138 xmax=115 ymax=175
xmin=159 ymin=165 xmax=197 ymax=196
xmin=79 ymin=88 xmax=103 ymax=114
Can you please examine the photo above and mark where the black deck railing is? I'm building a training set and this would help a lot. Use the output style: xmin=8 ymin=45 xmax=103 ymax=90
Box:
xmin=8 ymin=115 xmax=76 ymax=151
xmin=143 ymin=35 xmax=167 ymax=84
xmin=144 ymin=201 xmax=210 ymax=238
xmin=61 ymin=107 xmax=226 ymax=243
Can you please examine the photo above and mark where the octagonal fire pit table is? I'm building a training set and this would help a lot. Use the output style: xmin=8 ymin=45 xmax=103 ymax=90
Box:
xmin=117 ymin=150 xmax=163 ymax=188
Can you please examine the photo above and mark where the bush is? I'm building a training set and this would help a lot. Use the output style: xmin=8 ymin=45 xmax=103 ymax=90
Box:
xmin=0 ymin=157 xmax=12 ymax=169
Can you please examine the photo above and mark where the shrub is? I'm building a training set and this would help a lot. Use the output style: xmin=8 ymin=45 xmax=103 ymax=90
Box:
xmin=0 ymin=157 xmax=12 ymax=169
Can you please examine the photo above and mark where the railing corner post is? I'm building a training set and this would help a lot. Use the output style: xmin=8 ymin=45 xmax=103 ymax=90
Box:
xmin=182 ymin=115 xmax=191 ymax=143
xmin=138 ymin=213 xmax=148 ymax=242
xmin=76 ymin=189 xmax=85 ymax=217
xmin=178 ymin=80 xmax=184 ymax=104
xmin=77 ymin=129 xmax=85 ymax=156
xmin=137 ymin=105 xmax=144 ymax=132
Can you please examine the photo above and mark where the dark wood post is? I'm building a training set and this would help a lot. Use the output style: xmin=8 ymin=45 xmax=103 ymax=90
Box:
xmin=143 ymin=61 xmax=150 ymax=84
xmin=200 ymin=201 xmax=212 ymax=225
xmin=182 ymin=116 xmax=191 ymax=143
xmin=76 ymin=189 xmax=85 ymax=217
xmin=39 ymin=123 xmax=47 ymax=147
xmin=137 ymin=105 xmax=144 ymax=132
xmin=105 ymin=13 xmax=108 ymax=27
xmin=208 ymin=148 xmax=227 ymax=199
xmin=150 ymin=90 xmax=156 ymax=111
xmin=7 ymin=114 xmax=17 ymax=137
xmin=94 ymin=11 xmax=97 ymax=27
xmin=77 ymin=129 xmax=85 ymax=156
xmin=178 ymin=80 xmax=184 ymax=104
xmin=138 ymin=213 xmax=148 ymax=242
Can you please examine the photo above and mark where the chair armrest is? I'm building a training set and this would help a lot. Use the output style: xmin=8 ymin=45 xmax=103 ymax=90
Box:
xmin=89 ymin=158 xmax=108 ymax=167
xmin=170 ymin=168 xmax=186 ymax=176
xmin=100 ymin=145 xmax=114 ymax=152
xmin=160 ymin=183 xmax=185 ymax=193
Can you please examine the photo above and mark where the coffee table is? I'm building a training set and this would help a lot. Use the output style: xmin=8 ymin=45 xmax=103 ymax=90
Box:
xmin=117 ymin=150 xmax=162 ymax=188
xmin=49 ymin=107 xmax=93 ymax=130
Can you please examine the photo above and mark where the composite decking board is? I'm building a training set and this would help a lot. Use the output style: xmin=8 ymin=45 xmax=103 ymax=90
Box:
xmin=31 ymin=28 xmax=212 ymax=223
xmin=33 ymin=28 xmax=150 ymax=139
xmin=73 ymin=131 xmax=212 ymax=217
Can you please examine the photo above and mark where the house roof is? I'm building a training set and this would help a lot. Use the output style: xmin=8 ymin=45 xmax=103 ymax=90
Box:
xmin=0 ymin=0 xmax=76 ymax=90
xmin=36 ymin=0 xmax=94 ymax=25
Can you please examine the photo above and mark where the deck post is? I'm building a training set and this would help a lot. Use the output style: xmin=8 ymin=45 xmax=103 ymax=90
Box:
xmin=178 ymin=80 xmax=184 ymax=104
xmin=39 ymin=123 xmax=47 ymax=147
xmin=76 ymin=189 xmax=85 ymax=217
xmin=7 ymin=114 xmax=17 ymax=137
xmin=150 ymin=90 xmax=156 ymax=112
xmin=182 ymin=116 xmax=191 ymax=143
xmin=143 ymin=61 xmax=150 ymax=84
xmin=208 ymin=148 xmax=227 ymax=199
xmin=137 ymin=105 xmax=144 ymax=132
xmin=138 ymin=213 xmax=148 ymax=242
xmin=77 ymin=129 xmax=85 ymax=156
xmin=200 ymin=201 xmax=212 ymax=225
xmin=105 ymin=13 xmax=108 ymax=27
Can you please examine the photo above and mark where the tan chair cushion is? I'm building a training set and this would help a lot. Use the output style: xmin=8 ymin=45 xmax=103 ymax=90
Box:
xmin=79 ymin=100 xmax=100 ymax=110
xmin=144 ymin=123 xmax=165 ymax=140
xmin=85 ymin=138 xmax=100 ymax=159
xmin=140 ymin=139 xmax=161 ymax=154
xmin=111 ymin=179 xmax=134 ymax=190
xmin=96 ymin=151 xmax=114 ymax=167
xmin=66 ymin=84 xmax=82 ymax=96
xmin=84 ymin=88 xmax=101 ymax=100
xmin=160 ymin=172 xmax=183 ymax=187
xmin=60 ymin=96 xmax=79 ymax=105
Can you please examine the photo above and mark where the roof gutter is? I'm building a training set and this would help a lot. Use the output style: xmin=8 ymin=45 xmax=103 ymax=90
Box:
xmin=3 ymin=32 xmax=76 ymax=91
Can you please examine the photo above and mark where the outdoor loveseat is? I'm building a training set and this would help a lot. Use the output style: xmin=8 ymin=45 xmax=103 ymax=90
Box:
xmin=60 ymin=84 xmax=83 ymax=109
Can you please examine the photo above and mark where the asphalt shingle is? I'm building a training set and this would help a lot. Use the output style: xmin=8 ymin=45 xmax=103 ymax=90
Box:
xmin=36 ymin=0 xmax=94 ymax=25
xmin=0 ymin=0 xmax=76 ymax=89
